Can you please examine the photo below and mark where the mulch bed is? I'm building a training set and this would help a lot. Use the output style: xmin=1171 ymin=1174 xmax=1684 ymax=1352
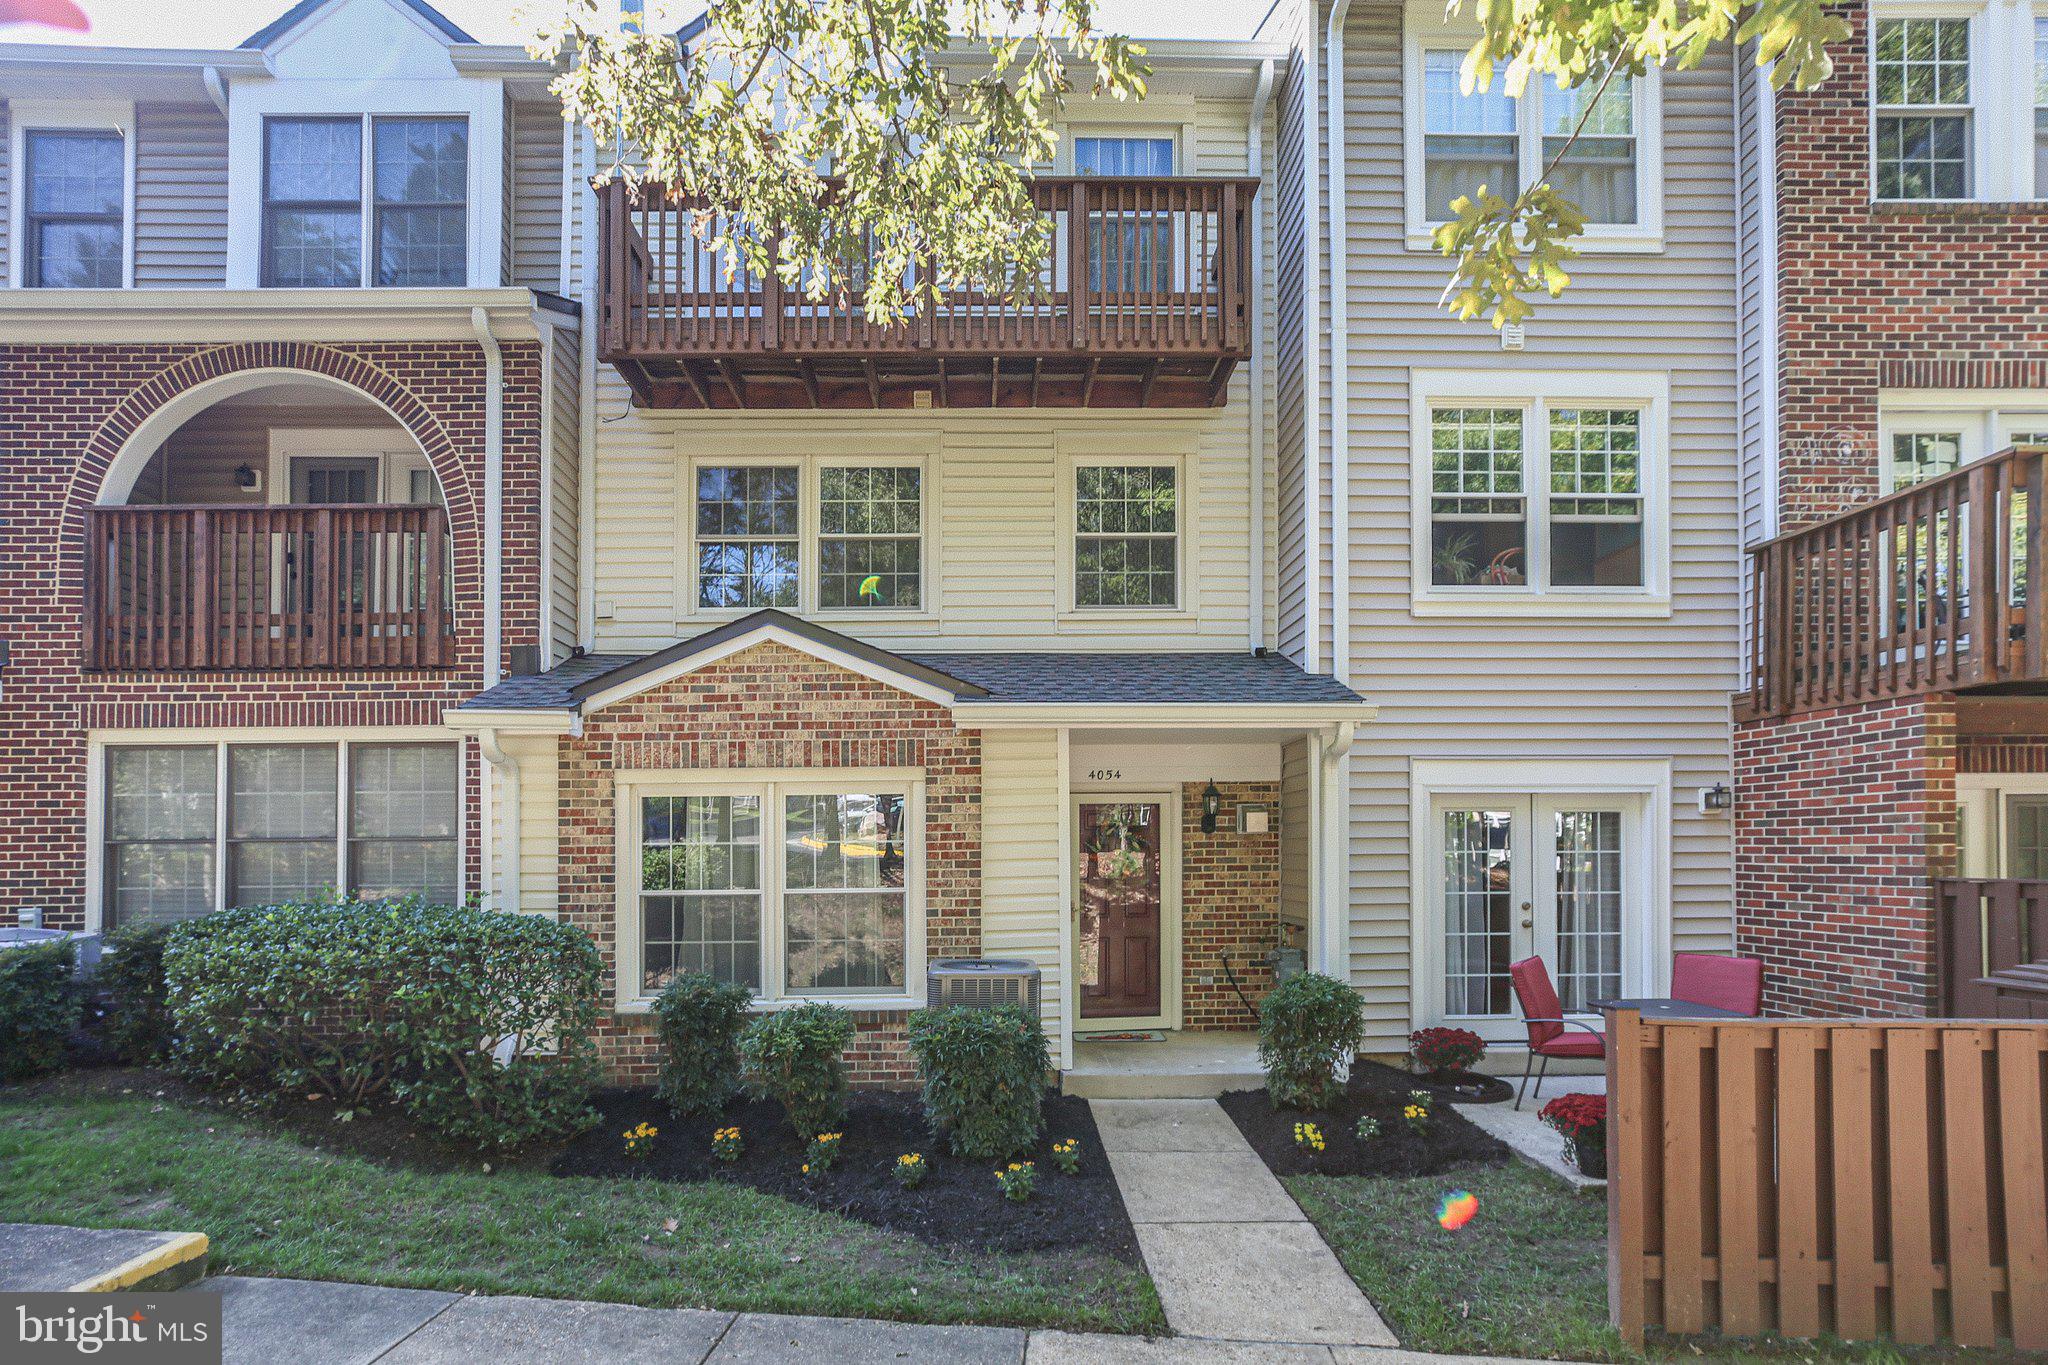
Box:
xmin=1219 ymin=1059 xmax=1515 ymax=1178
xmin=552 ymin=1088 xmax=1141 ymax=1260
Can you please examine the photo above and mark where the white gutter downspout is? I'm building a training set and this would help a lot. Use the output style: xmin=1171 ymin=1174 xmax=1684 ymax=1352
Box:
xmin=1248 ymin=57 xmax=1277 ymax=653
xmin=471 ymin=305 xmax=505 ymax=689
xmin=1324 ymin=0 xmax=1354 ymax=687
xmin=477 ymin=729 xmax=522 ymax=913
xmin=1300 ymin=7 xmax=1321 ymax=674
xmin=1318 ymin=720 xmax=1356 ymax=975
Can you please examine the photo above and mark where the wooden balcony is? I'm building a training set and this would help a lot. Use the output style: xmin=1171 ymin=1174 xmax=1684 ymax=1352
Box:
xmin=1935 ymin=877 xmax=2048 ymax=1018
xmin=1742 ymin=446 xmax=2048 ymax=719
xmin=83 ymin=504 xmax=453 ymax=672
xmin=596 ymin=176 xmax=1259 ymax=409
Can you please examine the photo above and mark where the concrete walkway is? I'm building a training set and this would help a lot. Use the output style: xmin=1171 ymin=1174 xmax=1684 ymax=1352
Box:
xmin=1455 ymin=1077 xmax=1606 ymax=1190
xmin=1091 ymin=1099 xmax=1398 ymax=1348
xmin=187 ymin=1276 xmax=1558 ymax=1364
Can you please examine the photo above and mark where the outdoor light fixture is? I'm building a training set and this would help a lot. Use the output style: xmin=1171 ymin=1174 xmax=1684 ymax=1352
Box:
xmin=233 ymin=463 xmax=260 ymax=492
xmin=1201 ymin=780 xmax=1222 ymax=834
xmin=1699 ymin=783 xmax=1733 ymax=815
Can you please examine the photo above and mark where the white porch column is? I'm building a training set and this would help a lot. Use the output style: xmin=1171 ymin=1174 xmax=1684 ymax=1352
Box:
xmin=1311 ymin=723 xmax=1355 ymax=979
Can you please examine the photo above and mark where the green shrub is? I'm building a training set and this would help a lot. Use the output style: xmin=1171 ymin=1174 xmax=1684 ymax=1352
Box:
xmin=738 ymin=1002 xmax=856 ymax=1139
xmin=0 ymin=940 xmax=78 ymax=1083
xmin=1257 ymin=972 xmax=1365 ymax=1110
xmin=165 ymin=898 xmax=603 ymax=1149
xmin=99 ymin=922 xmax=179 ymax=1064
xmin=651 ymin=973 xmax=752 ymax=1119
xmin=906 ymin=1004 xmax=1049 ymax=1159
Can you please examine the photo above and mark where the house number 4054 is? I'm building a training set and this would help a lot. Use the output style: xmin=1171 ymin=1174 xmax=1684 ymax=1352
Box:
xmin=1087 ymin=769 xmax=1122 ymax=781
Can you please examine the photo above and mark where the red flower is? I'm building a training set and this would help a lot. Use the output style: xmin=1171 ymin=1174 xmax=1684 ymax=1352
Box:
xmin=1539 ymin=1092 xmax=1607 ymax=1140
xmin=1409 ymin=1026 xmax=1487 ymax=1074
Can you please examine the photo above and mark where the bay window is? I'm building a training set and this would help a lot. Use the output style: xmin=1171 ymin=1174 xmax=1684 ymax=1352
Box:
xmin=99 ymin=738 xmax=460 ymax=929
xmin=621 ymin=775 xmax=922 ymax=1007
xmin=1412 ymin=372 xmax=1668 ymax=612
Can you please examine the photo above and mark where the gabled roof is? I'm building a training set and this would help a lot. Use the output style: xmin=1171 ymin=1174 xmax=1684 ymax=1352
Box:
xmin=456 ymin=611 xmax=1371 ymax=721
xmin=241 ymin=0 xmax=475 ymax=51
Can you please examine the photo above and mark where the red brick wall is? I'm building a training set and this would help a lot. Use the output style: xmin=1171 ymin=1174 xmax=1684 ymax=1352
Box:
xmin=1180 ymin=780 xmax=1282 ymax=1031
xmin=553 ymin=641 xmax=982 ymax=1087
xmin=1774 ymin=1 xmax=2048 ymax=526
xmin=1734 ymin=694 xmax=1957 ymax=1017
xmin=0 ymin=339 xmax=543 ymax=929
xmin=1959 ymin=736 xmax=2048 ymax=773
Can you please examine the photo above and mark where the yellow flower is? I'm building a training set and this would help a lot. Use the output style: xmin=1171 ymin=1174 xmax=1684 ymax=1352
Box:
xmin=802 ymin=1163 xmax=811 ymax=1173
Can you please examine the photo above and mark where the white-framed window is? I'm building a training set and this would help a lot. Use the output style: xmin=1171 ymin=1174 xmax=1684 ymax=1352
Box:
xmin=1869 ymin=1 xmax=2048 ymax=201
xmin=1072 ymin=460 xmax=1181 ymax=610
xmin=92 ymin=735 xmax=463 ymax=930
xmin=615 ymin=770 xmax=925 ymax=1010
xmin=684 ymin=452 xmax=930 ymax=616
xmin=1878 ymin=392 xmax=2048 ymax=490
xmin=259 ymin=113 xmax=469 ymax=287
xmin=6 ymin=100 xmax=135 ymax=289
xmin=1410 ymin=370 xmax=1671 ymax=614
xmin=1402 ymin=12 xmax=1664 ymax=252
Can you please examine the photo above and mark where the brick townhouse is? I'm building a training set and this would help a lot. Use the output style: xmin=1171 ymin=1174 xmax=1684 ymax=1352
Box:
xmin=1732 ymin=0 xmax=2048 ymax=1019
xmin=5 ymin=0 xmax=1776 ymax=1091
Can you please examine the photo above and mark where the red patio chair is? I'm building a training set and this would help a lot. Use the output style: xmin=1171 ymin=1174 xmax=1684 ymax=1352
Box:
xmin=1509 ymin=956 xmax=1606 ymax=1110
xmin=1671 ymin=952 xmax=1764 ymax=1017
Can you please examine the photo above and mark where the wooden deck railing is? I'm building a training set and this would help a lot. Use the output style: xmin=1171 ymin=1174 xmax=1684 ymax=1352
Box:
xmin=1936 ymin=877 xmax=2048 ymax=1018
xmin=1744 ymin=446 xmax=2048 ymax=718
xmin=83 ymin=504 xmax=453 ymax=671
xmin=597 ymin=175 xmax=1258 ymax=364
xmin=1607 ymin=1011 xmax=2048 ymax=1350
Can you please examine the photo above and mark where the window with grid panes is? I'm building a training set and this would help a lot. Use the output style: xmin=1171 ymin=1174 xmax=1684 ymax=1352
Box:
xmin=24 ymin=129 xmax=124 ymax=287
xmin=696 ymin=465 xmax=801 ymax=608
xmin=262 ymin=115 xmax=468 ymax=286
xmin=1874 ymin=17 xmax=1973 ymax=200
xmin=1074 ymin=464 xmax=1178 ymax=608
xmin=818 ymin=467 xmax=921 ymax=610
xmin=1429 ymin=408 xmax=1528 ymax=586
xmin=638 ymin=794 xmax=764 ymax=993
xmin=1548 ymin=408 xmax=1644 ymax=587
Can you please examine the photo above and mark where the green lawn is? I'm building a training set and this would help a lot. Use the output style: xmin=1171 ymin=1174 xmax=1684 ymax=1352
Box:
xmin=0 ymin=1077 xmax=1162 ymax=1334
xmin=1289 ymin=1162 xmax=2026 ymax=1364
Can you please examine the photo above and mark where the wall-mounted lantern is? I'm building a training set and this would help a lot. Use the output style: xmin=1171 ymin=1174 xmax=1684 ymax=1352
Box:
xmin=1201 ymin=780 xmax=1222 ymax=834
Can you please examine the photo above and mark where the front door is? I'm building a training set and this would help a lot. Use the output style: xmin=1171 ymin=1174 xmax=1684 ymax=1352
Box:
xmin=1426 ymin=794 xmax=1642 ymax=1043
xmin=1076 ymin=799 xmax=1167 ymax=1022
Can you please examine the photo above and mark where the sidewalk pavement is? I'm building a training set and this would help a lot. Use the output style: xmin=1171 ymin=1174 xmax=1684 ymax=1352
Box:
xmin=192 ymin=1275 xmax=1566 ymax=1364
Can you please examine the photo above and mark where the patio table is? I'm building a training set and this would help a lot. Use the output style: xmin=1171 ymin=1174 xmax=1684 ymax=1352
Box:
xmin=1592 ymin=997 xmax=1754 ymax=1020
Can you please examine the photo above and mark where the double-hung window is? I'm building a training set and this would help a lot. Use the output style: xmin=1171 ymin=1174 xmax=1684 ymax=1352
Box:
xmin=1407 ymin=24 xmax=1659 ymax=249
xmin=690 ymin=458 xmax=926 ymax=614
xmin=262 ymin=115 xmax=469 ymax=287
xmin=99 ymin=739 xmax=460 ymax=929
xmin=1413 ymin=373 xmax=1667 ymax=610
xmin=1073 ymin=462 xmax=1180 ymax=609
xmin=1074 ymin=134 xmax=1176 ymax=294
xmin=1874 ymin=16 xmax=1974 ymax=200
xmin=22 ymin=128 xmax=126 ymax=287
xmin=624 ymin=776 xmax=921 ymax=1006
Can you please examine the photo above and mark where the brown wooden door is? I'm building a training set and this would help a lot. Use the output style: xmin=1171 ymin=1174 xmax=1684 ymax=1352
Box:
xmin=1077 ymin=800 xmax=1163 ymax=1020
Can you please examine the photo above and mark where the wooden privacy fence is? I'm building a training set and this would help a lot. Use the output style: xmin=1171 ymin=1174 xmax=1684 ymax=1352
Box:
xmin=1607 ymin=1011 xmax=2048 ymax=1350
xmin=1936 ymin=878 xmax=2048 ymax=1020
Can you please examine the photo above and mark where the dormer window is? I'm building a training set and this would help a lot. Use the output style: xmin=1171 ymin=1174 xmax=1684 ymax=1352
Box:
xmin=24 ymin=129 xmax=125 ymax=288
xmin=261 ymin=114 xmax=469 ymax=287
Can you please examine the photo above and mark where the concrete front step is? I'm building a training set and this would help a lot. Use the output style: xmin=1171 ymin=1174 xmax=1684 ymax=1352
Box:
xmin=1063 ymin=1031 xmax=1263 ymax=1099
xmin=0 ymin=1223 xmax=211 ymax=1293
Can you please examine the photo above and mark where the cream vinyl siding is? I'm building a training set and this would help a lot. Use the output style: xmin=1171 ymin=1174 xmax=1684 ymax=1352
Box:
xmin=505 ymin=733 xmax=559 ymax=917
xmin=509 ymin=98 xmax=567 ymax=291
xmin=979 ymin=727 xmax=1066 ymax=1042
xmin=1306 ymin=0 xmax=1739 ymax=1048
xmin=547 ymin=320 xmax=582 ymax=661
xmin=134 ymin=103 xmax=230 ymax=287
xmin=1279 ymin=735 xmax=1312 ymax=929
xmin=1271 ymin=33 xmax=1312 ymax=664
xmin=1733 ymin=52 xmax=1777 ymax=676
xmin=126 ymin=403 xmax=410 ymax=505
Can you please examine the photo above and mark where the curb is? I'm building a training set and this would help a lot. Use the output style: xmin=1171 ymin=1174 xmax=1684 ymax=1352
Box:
xmin=67 ymin=1232 xmax=211 ymax=1293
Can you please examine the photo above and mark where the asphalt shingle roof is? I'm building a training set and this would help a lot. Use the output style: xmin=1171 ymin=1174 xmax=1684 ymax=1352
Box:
xmin=464 ymin=643 xmax=1361 ymax=712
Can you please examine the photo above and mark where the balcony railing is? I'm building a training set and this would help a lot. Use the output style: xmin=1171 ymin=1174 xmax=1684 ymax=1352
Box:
xmin=1742 ymin=446 xmax=2048 ymax=718
xmin=83 ymin=504 xmax=453 ymax=672
xmin=596 ymin=175 xmax=1258 ymax=408
xmin=1934 ymin=877 xmax=2048 ymax=1018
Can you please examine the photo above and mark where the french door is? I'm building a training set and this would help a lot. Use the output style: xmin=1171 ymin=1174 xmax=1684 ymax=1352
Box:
xmin=1426 ymin=793 xmax=1643 ymax=1042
